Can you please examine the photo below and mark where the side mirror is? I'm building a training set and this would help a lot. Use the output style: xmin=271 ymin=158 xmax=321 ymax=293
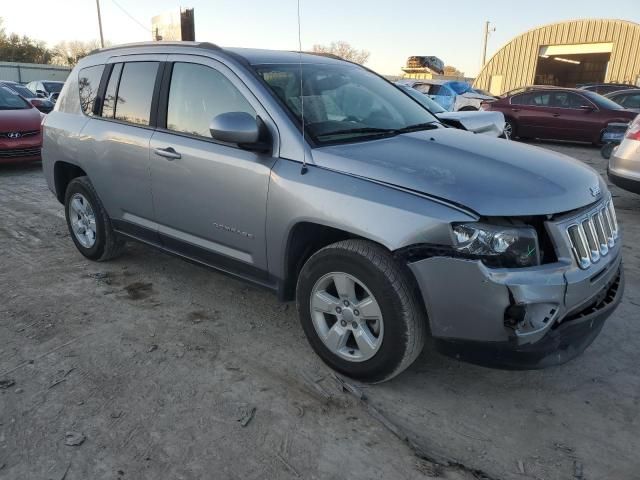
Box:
xmin=209 ymin=112 xmax=270 ymax=152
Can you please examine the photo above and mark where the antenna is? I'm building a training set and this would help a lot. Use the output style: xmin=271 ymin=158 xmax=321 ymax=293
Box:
xmin=297 ymin=0 xmax=308 ymax=175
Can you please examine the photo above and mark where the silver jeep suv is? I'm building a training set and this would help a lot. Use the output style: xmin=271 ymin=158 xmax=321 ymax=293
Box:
xmin=43 ymin=42 xmax=623 ymax=382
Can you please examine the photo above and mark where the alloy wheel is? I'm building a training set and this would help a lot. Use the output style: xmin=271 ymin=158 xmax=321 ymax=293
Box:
xmin=309 ymin=272 xmax=384 ymax=362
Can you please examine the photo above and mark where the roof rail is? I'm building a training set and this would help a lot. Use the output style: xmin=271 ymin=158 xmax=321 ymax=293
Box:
xmin=88 ymin=41 xmax=221 ymax=56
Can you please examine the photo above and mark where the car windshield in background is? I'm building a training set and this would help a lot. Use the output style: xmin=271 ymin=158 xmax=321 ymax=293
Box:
xmin=43 ymin=82 xmax=63 ymax=93
xmin=0 ymin=87 xmax=30 ymax=109
xmin=581 ymin=90 xmax=626 ymax=110
xmin=253 ymin=63 xmax=439 ymax=145
xmin=397 ymin=85 xmax=446 ymax=114
xmin=5 ymin=84 xmax=36 ymax=98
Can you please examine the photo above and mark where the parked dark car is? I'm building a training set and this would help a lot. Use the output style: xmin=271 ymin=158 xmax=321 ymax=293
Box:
xmin=483 ymin=86 xmax=638 ymax=143
xmin=0 ymin=81 xmax=54 ymax=113
xmin=578 ymin=83 xmax=635 ymax=95
xmin=0 ymin=86 xmax=42 ymax=164
xmin=26 ymin=80 xmax=65 ymax=101
xmin=605 ymin=89 xmax=640 ymax=111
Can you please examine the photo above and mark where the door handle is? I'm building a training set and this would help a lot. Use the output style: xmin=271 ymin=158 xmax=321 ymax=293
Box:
xmin=154 ymin=147 xmax=181 ymax=160
xmin=511 ymin=108 xmax=520 ymax=112
xmin=552 ymin=113 xmax=561 ymax=117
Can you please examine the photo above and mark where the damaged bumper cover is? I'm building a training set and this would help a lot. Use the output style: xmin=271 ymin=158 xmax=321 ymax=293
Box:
xmin=408 ymin=246 xmax=624 ymax=369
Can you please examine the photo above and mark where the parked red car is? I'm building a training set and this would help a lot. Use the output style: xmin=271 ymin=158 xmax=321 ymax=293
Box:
xmin=483 ymin=86 xmax=638 ymax=143
xmin=0 ymin=86 xmax=42 ymax=164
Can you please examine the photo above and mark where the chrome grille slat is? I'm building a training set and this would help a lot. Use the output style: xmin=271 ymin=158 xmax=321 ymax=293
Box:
xmin=581 ymin=218 xmax=600 ymax=263
xmin=566 ymin=199 xmax=619 ymax=270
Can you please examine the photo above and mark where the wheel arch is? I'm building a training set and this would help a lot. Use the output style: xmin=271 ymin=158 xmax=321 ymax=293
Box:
xmin=279 ymin=221 xmax=371 ymax=301
xmin=54 ymin=161 xmax=87 ymax=204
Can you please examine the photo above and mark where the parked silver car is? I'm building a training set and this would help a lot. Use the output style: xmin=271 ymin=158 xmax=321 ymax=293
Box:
xmin=609 ymin=114 xmax=640 ymax=194
xmin=42 ymin=42 xmax=623 ymax=381
xmin=395 ymin=82 xmax=507 ymax=137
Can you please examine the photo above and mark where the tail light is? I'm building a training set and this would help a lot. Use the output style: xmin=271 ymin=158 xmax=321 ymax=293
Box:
xmin=479 ymin=101 xmax=490 ymax=111
xmin=626 ymin=115 xmax=640 ymax=141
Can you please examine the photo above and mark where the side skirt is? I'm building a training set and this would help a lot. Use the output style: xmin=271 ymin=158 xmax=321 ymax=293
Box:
xmin=112 ymin=219 xmax=279 ymax=293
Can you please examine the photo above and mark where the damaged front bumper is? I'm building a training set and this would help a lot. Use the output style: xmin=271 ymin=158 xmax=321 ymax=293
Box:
xmin=408 ymin=244 xmax=624 ymax=369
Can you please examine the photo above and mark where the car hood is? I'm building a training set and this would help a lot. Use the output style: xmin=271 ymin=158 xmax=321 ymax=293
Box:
xmin=437 ymin=110 xmax=505 ymax=137
xmin=461 ymin=92 xmax=495 ymax=101
xmin=312 ymin=128 xmax=603 ymax=216
xmin=0 ymin=107 xmax=41 ymax=131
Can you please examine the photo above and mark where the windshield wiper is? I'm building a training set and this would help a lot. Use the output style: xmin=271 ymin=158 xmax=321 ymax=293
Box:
xmin=316 ymin=127 xmax=397 ymax=138
xmin=316 ymin=123 xmax=438 ymax=139
xmin=395 ymin=122 xmax=439 ymax=133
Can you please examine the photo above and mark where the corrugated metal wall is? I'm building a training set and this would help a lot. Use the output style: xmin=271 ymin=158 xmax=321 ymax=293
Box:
xmin=474 ymin=19 xmax=640 ymax=93
xmin=0 ymin=62 xmax=71 ymax=83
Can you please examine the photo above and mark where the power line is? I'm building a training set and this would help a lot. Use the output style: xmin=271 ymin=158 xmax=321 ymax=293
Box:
xmin=110 ymin=0 xmax=152 ymax=33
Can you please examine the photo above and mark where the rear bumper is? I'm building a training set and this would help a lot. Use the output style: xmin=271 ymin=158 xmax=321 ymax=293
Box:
xmin=432 ymin=266 xmax=623 ymax=369
xmin=608 ymin=169 xmax=640 ymax=194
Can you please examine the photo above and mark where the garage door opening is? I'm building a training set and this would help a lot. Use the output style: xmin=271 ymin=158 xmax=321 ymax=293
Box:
xmin=534 ymin=43 xmax=613 ymax=87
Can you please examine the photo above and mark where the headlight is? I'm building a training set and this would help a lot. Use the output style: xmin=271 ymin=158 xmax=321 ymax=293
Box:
xmin=452 ymin=222 xmax=540 ymax=268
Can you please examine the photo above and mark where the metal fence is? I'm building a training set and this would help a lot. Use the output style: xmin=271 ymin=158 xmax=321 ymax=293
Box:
xmin=0 ymin=62 xmax=71 ymax=84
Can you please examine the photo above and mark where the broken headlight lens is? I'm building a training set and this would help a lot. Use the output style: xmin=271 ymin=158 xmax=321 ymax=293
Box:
xmin=452 ymin=222 xmax=540 ymax=268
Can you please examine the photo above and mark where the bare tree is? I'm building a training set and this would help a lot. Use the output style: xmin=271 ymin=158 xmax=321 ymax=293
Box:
xmin=311 ymin=41 xmax=370 ymax=65
xmin=51 ymin=40 xmax=104 ymax=66
xmin=443 ymin=65 xmax=464 ymax=77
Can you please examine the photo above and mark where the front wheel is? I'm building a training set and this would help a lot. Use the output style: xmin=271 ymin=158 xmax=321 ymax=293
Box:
xmin=503 ymin=119 xmax=517 ymax=139
xmin=296 ymin=240 xmax=426 ymax=382
xmin=601 ymin=143 xmax=615 ymax=159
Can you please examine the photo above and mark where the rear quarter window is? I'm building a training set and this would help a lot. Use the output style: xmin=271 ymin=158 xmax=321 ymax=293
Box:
xmin=78 ymin=65 xmax=105 ymax=116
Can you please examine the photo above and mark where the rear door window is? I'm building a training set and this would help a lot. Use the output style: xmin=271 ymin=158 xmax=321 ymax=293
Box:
xmin=78 ymin=65 xmax=104 ymax=116
xmin=113 ymin=62 xmax=159 ymax=126
xmin=518 ymin=92 xmax=552 ymax=107
xmin=552 ymin=92 xmax=586 ymax=109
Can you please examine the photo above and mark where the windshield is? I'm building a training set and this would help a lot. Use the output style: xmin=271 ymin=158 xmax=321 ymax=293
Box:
xmin=5 ymin=83 xmax=35 ymax=99
xmin=0 ymin=86 xmax=30 ymax=110
xmin=43 ymin=82 xmax=64 ymax=93
xmin=254 ymin=63 xmax=439 ymax=145
xmin=397 ymin=84 xmax=446 ymax=113
xmin=581 ymin=90 xmax=626 ymax=110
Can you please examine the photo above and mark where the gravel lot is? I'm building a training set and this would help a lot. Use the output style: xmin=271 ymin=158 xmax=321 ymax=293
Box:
xmin=1 ymin=141 xmax=639 ymax=480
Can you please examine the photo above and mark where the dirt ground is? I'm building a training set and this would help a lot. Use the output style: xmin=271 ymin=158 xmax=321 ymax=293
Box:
xmin=1 ymin=141 xmax=639 ymax=480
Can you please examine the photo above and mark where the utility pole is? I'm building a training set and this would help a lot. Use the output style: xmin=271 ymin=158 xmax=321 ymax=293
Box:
xmin=481 ymin=21 xmax=496 ymax=66
xmin=96 ymin=0 xmax=105 ymax=48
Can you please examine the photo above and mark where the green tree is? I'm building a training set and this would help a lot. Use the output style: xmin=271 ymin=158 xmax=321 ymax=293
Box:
xmin=0 ymin=18 xmax=51 ymax=64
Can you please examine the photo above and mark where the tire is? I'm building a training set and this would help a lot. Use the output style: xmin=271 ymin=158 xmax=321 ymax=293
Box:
xmin=64 ymin=176 xmax=124 ymax=261
xmin=459 ymin=106 xmax=478 ymax=111
xmin=504 ymin=119 xmax=517 ymax=139
xmin=601 ymin=143 xmax=615 ymax=159
xmin=296 ymin=239 xmax=426 ymax=383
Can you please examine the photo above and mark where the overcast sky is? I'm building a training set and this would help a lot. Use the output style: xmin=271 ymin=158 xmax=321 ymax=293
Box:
xmin=3 ymin=0 xmax=640 ymax=76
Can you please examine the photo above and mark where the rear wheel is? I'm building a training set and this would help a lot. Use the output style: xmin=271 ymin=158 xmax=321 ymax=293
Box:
xmin=64 ymin=176 xmax=124 ymax=261
xmin=296 ymin=239 xmax=426 ymax=382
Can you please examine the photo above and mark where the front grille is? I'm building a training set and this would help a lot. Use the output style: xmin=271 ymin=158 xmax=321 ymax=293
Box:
xmin=0 ymin=147 xmax=41 ymax=158
xmin=567 ymin=199 xmax=618 ymax=269
xmin=0 ymin=130 xmax=40 ymax=139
